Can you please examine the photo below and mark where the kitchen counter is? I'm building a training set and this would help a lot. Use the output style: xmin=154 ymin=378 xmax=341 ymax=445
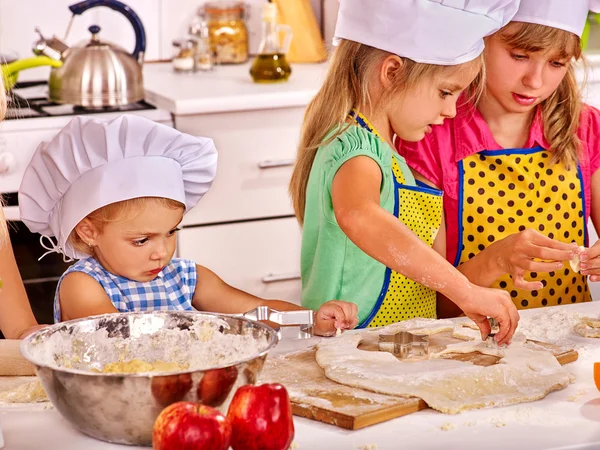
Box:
xmin=142 ymin=57 xmax=600 ymax=118
xmin=143 ymin=61 xmax=328 ymax=116
xmin=3 ymin=302 xmax=600 ymax=450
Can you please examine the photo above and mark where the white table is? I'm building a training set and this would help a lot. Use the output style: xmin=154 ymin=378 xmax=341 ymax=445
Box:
xmin=3 ymin=302 xmax=600 ymax=450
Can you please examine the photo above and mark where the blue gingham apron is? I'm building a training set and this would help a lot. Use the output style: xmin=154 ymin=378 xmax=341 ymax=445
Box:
xmin=53 ymin=257 xmax=197 ymax=322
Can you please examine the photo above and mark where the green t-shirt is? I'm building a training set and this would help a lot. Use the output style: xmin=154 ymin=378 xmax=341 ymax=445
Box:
xmin=300 ymin=125 xmax=416 ymax=325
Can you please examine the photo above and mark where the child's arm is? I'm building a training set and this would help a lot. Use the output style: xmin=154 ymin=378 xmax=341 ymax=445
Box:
xmin=0 ymin=236 xmax=41 ymax=339
xmin=58 ymin=272 xmax=119 ymax=321
xmin=192 ymin=265 xmax=358 ymax=336
xmin=332 ymin=156 xmax=518 ymax=344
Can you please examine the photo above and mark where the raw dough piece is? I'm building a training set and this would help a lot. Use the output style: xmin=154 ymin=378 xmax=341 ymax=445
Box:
xmin=316 ymin=319 xmax=573 ymax=414
xmin=574 ymin=316 xmax=600 ymax=338
xmin=99 ymin=359 xmax=189 ymax=374
xmin=0 ymin=380 xmax=48 ymax=403
xmin=336 ymin=327 xmax=342 ymax=337
xmin=569 ymin=246 xmax=586 ymax=272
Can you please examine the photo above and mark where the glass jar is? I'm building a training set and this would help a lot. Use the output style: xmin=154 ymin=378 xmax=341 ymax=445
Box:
xmin=194 ymin=2 xmax=249 ymax=64
xmin=172 ymin=38 xmax=197 ymax=73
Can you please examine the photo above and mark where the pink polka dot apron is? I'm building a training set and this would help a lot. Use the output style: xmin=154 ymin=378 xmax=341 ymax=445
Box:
xmin=350 ymin=111 xmax=442 ymax=328
xmin=456 ymin=147 xmax=591 ymax=309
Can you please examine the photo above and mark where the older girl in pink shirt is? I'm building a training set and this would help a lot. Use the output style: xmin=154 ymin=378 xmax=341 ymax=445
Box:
xmin=400 ymin=0 xmax=600 ymax=314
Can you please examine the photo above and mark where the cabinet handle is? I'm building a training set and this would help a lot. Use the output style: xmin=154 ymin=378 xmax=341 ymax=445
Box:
xmin=258 ymin=159 xmax=295 ymax=169
xmin=261 ymin=272 xmax=301 ymax=284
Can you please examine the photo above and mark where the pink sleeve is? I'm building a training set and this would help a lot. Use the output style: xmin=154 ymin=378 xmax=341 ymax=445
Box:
xmin=396 ymin=132 xmax=445 ymax=189
xmin=580 ymin=105 xmax=600 ymax=175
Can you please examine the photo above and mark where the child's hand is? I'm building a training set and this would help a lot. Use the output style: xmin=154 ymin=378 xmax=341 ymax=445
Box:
xmin=314 ymin=301 xmax=359 ymax=337
xmin=458 ymin=285 xmax=519 ymax=346
xmin=17 ymin=324 xmax=49 ymax=340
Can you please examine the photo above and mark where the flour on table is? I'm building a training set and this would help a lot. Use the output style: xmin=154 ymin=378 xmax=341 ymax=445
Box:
xmin=316 ymin=318 xmax=574 ymax=414
xmin=0 ymin=379 xmax=48 ymax=403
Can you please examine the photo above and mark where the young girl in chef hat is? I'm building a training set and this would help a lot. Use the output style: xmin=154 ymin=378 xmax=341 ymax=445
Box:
xmin=289 ymin=0 xmax=521 ymax=344
xmin=18 ymin=114 xmax=358 ymax=336
xmin=400 ymin=0 xmax=600 ymax=315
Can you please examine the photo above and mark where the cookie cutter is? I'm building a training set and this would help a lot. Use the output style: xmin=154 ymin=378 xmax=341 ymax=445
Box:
xmin=236 ymin=306 xmax=315 ymax=340
xmin=378 ymin=330 xmax=429 ymax=359
xmin=486 ymin=317 xmax=499 ymax=348
xmin=488 ymin=317 xmax=498 ymax=338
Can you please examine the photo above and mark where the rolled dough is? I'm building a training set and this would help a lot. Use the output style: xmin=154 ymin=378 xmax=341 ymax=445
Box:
xmin=574 ymin=316 xmax=600 ymax=338
xmin=316 ymin=319 xmax=573 ymax=414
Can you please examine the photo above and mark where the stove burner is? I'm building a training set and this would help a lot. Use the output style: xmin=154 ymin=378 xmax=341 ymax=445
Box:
xmin=5 ymin=81 xmax=155 ymax=120
xmin=73 ymin=105 xmax=121 ymax=113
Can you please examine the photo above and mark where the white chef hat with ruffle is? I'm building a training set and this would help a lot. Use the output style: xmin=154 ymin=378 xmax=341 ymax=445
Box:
xmin=19 ymin=114 xmax=218 ymax=261
xmin=512 ymin=0 xmax=600 ymax=37
xmin=334 ymin=0 xmax=521 ymax=65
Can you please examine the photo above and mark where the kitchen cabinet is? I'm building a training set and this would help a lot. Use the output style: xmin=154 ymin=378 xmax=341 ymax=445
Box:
xmin=178 ymin=217 xmax=302 ymax=305
xmin=176 ymin=107 xmax=304 ymax=225
xmin=143 ymin=62 xmax=330 ymax=306
xmin=173 ymin=106 xmax=306 ymax=304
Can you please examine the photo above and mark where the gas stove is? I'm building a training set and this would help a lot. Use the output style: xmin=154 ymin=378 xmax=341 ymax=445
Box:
xmin=6 ymin=80 xmax=158 ymax=120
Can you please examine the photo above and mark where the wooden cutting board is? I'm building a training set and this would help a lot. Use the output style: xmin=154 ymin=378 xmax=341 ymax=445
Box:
xmin=0 ymin=340 xmax=34 ymax=376
xmin=259 ymin=332 xmax=578 ymax=430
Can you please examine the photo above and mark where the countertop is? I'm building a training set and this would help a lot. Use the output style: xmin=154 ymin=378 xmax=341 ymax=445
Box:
xmin=4 ymin=302 xmax=600 ymax=450
xmin=142 ymin=57 xmax=600 ymax=117
xmin=143 ymin=61 xmax=329 ymax=116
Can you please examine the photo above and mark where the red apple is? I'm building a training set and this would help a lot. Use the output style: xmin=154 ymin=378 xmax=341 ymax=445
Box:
xmin=153 ymin=402 xmax=231 ymax=450
xmin=227 ymin=383 xmax=294 ymax=450
xmin=197 ymin=366 xmax=238 ymax=406
xmin=151 ymin=374 xmax=193 ymax=406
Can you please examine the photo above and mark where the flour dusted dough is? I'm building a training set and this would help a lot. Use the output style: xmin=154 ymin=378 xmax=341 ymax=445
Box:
xmin=574 ymin=316 xmax=600 ymax=338
xmin=0 ymin=380 xmax=48 ymax=403
xmin=316 ymin=319 xmax=573 ymax=414
xmin=569 ymin=246 xmax=586 ymax=272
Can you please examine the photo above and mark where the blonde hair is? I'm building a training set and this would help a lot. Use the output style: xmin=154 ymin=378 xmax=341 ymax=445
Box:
xmin=495 ymin=22 xmax=583 ymax=168
xmin=289 ymin=40 xmax=483 ymax=225
xmin=69 ymin=197 xmax=184 ymax=256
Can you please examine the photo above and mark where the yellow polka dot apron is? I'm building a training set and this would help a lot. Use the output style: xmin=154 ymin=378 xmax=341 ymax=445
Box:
xmin=349 ymin=111 xmax=443 ymax=328
xmin=456 ymin=147 xmax=591 ymax=309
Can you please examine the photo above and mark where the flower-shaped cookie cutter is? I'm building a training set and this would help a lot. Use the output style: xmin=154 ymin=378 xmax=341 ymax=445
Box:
xmin=378 ymin=330 xmax=429 ymax=359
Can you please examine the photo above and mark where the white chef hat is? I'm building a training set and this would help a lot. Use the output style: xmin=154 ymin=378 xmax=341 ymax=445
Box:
xmin=334 ymin=0 xmax=521 ymax=65
xmin=19 ymin=114 xmax=217 ymax=260
xmin=512 ymin=0 xmax=600 ymax=37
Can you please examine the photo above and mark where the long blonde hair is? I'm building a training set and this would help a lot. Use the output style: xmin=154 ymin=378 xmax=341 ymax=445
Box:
xmin=289 ymin=40 xmax=482 ymax=225
xmin=69 ymin=197 xmax=184 ymax=256
xmin=495 ymin=22 xmax=583 ymax=168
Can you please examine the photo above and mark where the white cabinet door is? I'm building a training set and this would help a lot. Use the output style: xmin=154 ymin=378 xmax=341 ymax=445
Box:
xmin=177 ymin=217 xmax=302 ymax=305
xmin=175 ymin=108 xmax=305 ymax=226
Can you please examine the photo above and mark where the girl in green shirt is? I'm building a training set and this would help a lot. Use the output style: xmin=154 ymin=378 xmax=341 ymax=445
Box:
xmin=289 ymin=0 xmax=521 ymax=344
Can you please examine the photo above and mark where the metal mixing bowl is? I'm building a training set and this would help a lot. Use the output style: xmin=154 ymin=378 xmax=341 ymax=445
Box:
xmin=21 ymin=311 xmax=279 ymax=446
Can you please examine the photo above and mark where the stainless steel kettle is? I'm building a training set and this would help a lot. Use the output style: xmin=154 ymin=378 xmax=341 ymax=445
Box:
xmin=33 ymin=0 xmax=146 ymax=108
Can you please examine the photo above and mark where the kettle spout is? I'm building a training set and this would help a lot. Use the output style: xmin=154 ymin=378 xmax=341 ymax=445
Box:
xmin=32 ymin=28 xmax=69 ymax=61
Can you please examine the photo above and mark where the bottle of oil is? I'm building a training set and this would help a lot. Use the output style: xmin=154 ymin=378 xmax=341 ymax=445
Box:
xmin=250 ymin=2 xmax=293 ymax=83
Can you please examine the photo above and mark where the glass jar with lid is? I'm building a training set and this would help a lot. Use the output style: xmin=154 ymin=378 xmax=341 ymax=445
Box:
xmin=191 ymin=2 xmax=249 ymax=65
xmin=172 ymin=38 xmax=198 ymax=73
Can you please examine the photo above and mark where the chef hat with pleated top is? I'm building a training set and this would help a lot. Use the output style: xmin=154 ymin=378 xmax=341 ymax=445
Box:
xmin=19 ymin=114 xmax=218 ymax=260
xmin=334 ymin=0 xmax=521 ymax=65
xmin=512 ymin=0 xmax=600 ymax=37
